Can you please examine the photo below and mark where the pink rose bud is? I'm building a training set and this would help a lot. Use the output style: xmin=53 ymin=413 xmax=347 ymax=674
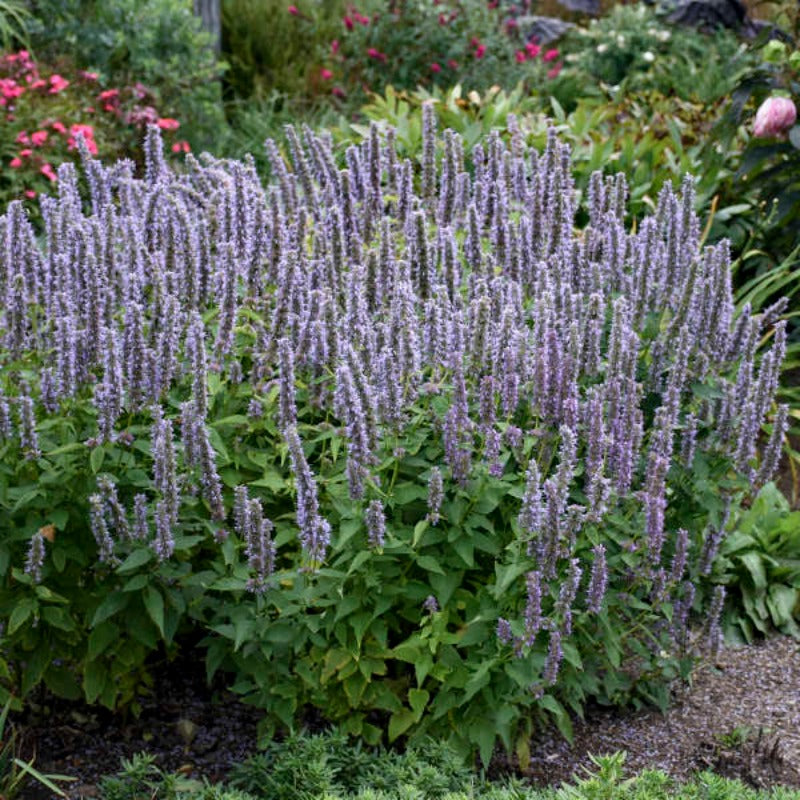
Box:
xmin=287 ymin=5 xmax=299 ymax=14
xmin=431 ymin=62 xmax=442 ymax=73
xmin=753 ymin=96 xmax=797 ymax=138
xmin=320 ymin=68 xmax=333 ymax=80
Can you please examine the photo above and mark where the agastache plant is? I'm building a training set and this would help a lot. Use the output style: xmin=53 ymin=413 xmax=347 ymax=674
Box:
xmin=0 ymin=118 xmax=791 ymax=745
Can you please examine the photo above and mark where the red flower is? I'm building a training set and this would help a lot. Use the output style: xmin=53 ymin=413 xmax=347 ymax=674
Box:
xmin=367 ymin=47 xmax=386 ymax=62
xmin=474 ymin=44 xmax=486 ymax=59
xmin=157 ymin=117 xmax=180 ymax=130
xmin=515 ymin=50 xmax=527 ymax=63
xmin=15 ymin=130 xmax=28 ymax=144
xmin=31 ymin=130 xmax=48 ymax=147
xmin=343 ymin=14 xmax=354 ymax=29
xmin=320 ymin=68 xmax=333 ymax=80
xmin=40 ymin=163 xmax=57 ymax=182
xmin=48 ymin=74 xmax=69 ymax=93
xmin=9 ymin=157 xmax=22 ymax=168
xmin=332 ymin=86 xmax=346 ymax=98
xmin=51 ymin=121 xmax=66 ymax=134
xmin=431 ymin=62 xmax=442 ymax=73
xmin=543 ymin=48 xmax=559 ymax=62
xmin=525 ymin=42 xmax=540 ymax=58
xmin=547 ymin=62 xmax=562 ymax=78
xmin=24 ymin=190 xmax=36 ymax=199
xmin=288 ymin=4 xmax=299 ymax=13
xmin=171 ymin=140 xmax=191 ymax=153
xmin=331 ymin=39 xmax=340 ymax=54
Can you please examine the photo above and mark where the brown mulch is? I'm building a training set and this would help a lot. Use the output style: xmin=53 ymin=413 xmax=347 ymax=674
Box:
xmin=16 ymin=636 xmax=800 ymax=798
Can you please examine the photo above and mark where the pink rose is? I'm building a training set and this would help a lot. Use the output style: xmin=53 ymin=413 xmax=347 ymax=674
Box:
xmin=753 ymin=96 xmax=797 ymax=138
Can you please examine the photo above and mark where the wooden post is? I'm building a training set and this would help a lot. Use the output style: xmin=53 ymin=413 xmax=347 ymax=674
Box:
xmin=193 ymin=0 xmax=221 ymax=54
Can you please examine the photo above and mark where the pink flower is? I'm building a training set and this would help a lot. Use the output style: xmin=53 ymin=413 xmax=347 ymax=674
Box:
xmin=171 ymin=140 xmax=191 ymax=153
xmin=367 ymin=47 xmax=386 ymax=62
xmin=515 ymin=50 xmax=527 ymax=63
xmin=525 ymin=42 xmax=540 ymax=58
xmin=354 ymin=11 xmax=369 ymax=24
xmin=753 ymin=96 xmax=797 ymax=138
xmin=70 ymin=123 xmax=94 ymax=138
xmin=470 ymin=37 xmax=481 ymax=47
xmin=80 ymin=70 xmax=99 ymax=81
xmin=439 ymin=13 xmax=447 ymax=24
xmin=343 ymin=14 xmax=354 ymax=29
xmin=431 ymin=62 xmax=442 ymax=73
xmin=474 ymin=44 xmax=486 ymax=59
xmin=320 ymin=68 xmax=333 ymax=80
xmin=547 ymin=62 xmax=562 ymax=79
xmin=331 ymin=39 xmax=340 ymax=54
xmin=288 ymin=4 xmax=299 ymax=13
xmin=24 ymin=190 xmax=36 ymax=199
xmin=29 ymin=79 xmax=46 ymax=90
xmin=9 ymin=157 xmax=22 ymax=168
xmin=98 ymin=88 xmax=119 ymax=101
xmin=157 ymin=117 xmax=180 ymax=130
xmin=543 ymin=48 xmax=559 ymax=62
xmin=19 ymin=148 xmax=32 ymax=158
xmin=40 ymin=163 xmax=57 ymax=182
xmin=447 ymin=59 xmax=458 ymax=69
xmin=51 ymin=121 xmax=66 ymax=134
xmin=48 ymin=74 xmax=69 ymax=93
xmin=15 ymin=131 xmax=28 ymax=144
xmin=332 ymin=86 xmax=346 ymax=98
xmin=31 ymin=130 xmax=48 ymax=147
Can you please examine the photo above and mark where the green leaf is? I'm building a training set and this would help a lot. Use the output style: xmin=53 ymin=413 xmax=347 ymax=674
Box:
xmin=142 ymin=586 xmax=165 ymax=639
xmin=88 ymin=621 xmax=119 ymax=660
xmin=83 ymin=660 xmax=107 ymax=704
xmin=8 ymin=599 xmax=36 ymax=635
xmin=416 ymin=555 xmax=445 ymax=575
xmin=89 ymin=446 xmax=105 ymax=474
xmin=40 ymin=606 xmax=75 ymax=632
xmin=408 ymin=688 xmax=429 ymax=720
xmin=539 ymin=694 xmax=574 ymax=743
xmin=738 ymin=552 xmax=767 ymax=590
xmin=91 ymin=592 xmax=130 ymax=626
xmin=388 ymin=708 xmax=416 ymax=742
xmin=412 ymin=519 xmax=429 ymax=547
xmin=116 ymin=548 xmax=153 ymax=574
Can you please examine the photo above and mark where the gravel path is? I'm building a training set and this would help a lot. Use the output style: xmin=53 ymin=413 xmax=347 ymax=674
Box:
xmin=524 ymin=636 xmax=800 ymax=789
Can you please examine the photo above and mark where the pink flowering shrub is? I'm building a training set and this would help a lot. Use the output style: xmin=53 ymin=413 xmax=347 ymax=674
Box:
xmin=0 ymin=51 xmax=188 ymax=205
xmin=275 ymin=1 xmax=561 ymax=107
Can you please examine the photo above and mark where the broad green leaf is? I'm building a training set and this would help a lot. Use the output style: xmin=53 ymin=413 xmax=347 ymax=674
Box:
xmin=142 ymin=586 xmax=165 ymax=639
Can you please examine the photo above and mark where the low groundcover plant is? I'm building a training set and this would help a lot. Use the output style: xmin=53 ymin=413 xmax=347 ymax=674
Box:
xmin=0 ymin=109 xmax=789 ymax=763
